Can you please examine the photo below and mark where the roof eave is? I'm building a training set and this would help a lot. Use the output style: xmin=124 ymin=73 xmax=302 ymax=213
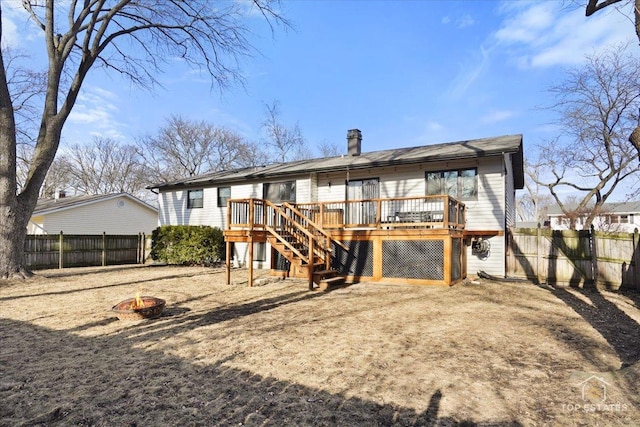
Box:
xmin=153 ymin=148 xmax=523 ymax=191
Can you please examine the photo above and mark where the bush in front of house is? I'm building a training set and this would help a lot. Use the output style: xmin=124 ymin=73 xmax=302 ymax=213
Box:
xmin=151 ymin=225 xmax=224 ymax=266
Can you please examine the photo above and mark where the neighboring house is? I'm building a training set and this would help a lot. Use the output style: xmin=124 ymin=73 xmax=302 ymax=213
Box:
xmin=516 ymin=221 xmax=541 ymax=228
xmin=29 ymin=192 xmax=158 ymax=235
xmin=149 ymin=130 xmax=524 ymax=285
xmin=547 ymin=202 xmax=640 ymax=232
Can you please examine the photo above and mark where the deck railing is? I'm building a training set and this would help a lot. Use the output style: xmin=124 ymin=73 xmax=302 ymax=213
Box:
xmin=228 ymin=195 xmax=465 ymax=231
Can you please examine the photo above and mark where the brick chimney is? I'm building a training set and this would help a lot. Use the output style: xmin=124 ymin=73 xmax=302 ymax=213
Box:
xmin=347 ymin=129 xmax=362 ymax=156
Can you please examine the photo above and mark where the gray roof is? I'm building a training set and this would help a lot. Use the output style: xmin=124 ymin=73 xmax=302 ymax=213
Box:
xmin=148 ymin=134 xmax=524 ymax=191
xmin=547 ymin=201 xmax=640 ymax=216
xmin=33 ymin=193 xmax=158 ymax=216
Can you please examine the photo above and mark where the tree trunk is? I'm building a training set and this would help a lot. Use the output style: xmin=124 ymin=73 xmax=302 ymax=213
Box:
xmin=630 ymin=124 xmax=640 ymax=163
xmin=0 ymin=40 xmax=30 ymax=278
xmin=0 ymin=205 xmax=32 ymax=278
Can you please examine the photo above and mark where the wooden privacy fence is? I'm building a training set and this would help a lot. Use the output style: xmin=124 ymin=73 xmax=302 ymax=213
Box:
xmin=507 ymin=227 xmax=640 ymax=291
xmin=24 ymin=232 xmax=149 ymax=270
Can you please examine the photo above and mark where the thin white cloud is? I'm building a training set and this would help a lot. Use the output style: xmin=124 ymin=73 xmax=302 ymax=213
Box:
xmin=67 ymin=86 xmax=125 ymax=140
xmin=410 ymin=120 xmax=449 ymax=146
xmin=442 ymin=13 xmax=475 ymax=28
xmin=1 ymin=13 xmax=20 ymax=48
xmin=494 ymin=1 xmax=635 ymax=68
xmin=447 ymin=45 xmax=489 ymax=100
xmin=426 ymin=121 xmax=444 ymax=132
xmin=1 ymin=1 xmax=43 ymax=46
xmin=480 ymin=109 xmax=516 ymax=124
xmin=494 ymin=2 xmax=555 ymax=45
xmin=456 ymin=14 xmax=475 ymax=29
xmin=446 ymin=1 xmax=636 ymax=99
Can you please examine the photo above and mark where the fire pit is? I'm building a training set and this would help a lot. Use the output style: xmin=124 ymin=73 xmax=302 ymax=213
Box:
xmin=112 ymin=295 xmax=166 ymax=320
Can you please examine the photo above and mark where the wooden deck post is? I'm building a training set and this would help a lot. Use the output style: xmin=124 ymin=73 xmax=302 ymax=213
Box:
xmin=248 ymin=235 xmax=254 ymax=287
xmin=225 ymin=240 xmax=231 ymax=285
xmin=373 ymin=235 xmax=383 ymax=281
xmin=248 ymin=199 xmax=254 ymax=287
xmin=325 ymin=236 xmax=331 ymax=271
xmin=308 ymin=235 xmax=314 ymax=290
xmin=633 ymin=228 xmax=639 ymax=291
xmin=226 ymin=200 xmax=232 ymax=285
xmin=444 ymin=196 xmax=450 ymax=228
xmin=444 ymin=236 xmax=452 ymax=286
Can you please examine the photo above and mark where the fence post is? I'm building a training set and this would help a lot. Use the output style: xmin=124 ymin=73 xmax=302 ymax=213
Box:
xmin=102 ymin=232 xmax=107 ymax=267
xmin=142 ymin=233 xmax=146 ymax=264
xmin=58 ymin=231 xmax=64 ymax=269
xmin=536 ymin=225 xmax=542 ymax=285
xmin=590 ymin=225 xmax=598 ymax=288
xmin=633 ymin=228 xmax=640 ymax=291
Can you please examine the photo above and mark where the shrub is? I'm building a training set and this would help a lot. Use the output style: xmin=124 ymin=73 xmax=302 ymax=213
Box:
xmin=151 ymin=225 xmax=224 ymax=266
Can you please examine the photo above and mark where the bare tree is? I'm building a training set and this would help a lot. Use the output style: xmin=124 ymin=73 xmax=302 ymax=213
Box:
xmin=3 ymin=47 xmax=46 ymax=146
xmin=62 ymin=137 xmax=150 ymax=198
xmin=39 ymin=157 xmax=74 ymax=199
xmin=585 ymin=0 xmax=640 ymax=160
xmin=552 ymin=196 xmax=595 ymax=230
xmin=516 ymin=161 xmax=554 ymax=224
xmin=138 ymin=115 xmax=258 ymax=183
xmin=261 ymin=100 xmax=307 ymax=163
xmin=317 ymin=140 xmax=343 ymax=157
xmin=0 ymin=1 xmax=285 ymax=277
xmin=530 ymin=44 xmax=640 ymax=230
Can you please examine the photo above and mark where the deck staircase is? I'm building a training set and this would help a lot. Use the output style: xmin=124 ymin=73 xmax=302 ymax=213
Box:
xmin=265 ymin=201 xmax=347 ymax=291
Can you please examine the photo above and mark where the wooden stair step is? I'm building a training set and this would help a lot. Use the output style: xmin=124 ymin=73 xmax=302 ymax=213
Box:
xmin=318 ymin=275 xmax=345 ymax=292
xmin=312 ymin=269 xmax=337 ymax=280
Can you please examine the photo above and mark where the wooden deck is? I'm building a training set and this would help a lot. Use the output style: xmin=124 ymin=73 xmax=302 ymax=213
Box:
xmin=224 ymin=196 xmax=467 ymax=287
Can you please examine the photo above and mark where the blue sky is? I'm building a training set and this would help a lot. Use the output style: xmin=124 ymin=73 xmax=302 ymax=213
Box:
xmin=3 ymin=0 xmax=638 ymax=196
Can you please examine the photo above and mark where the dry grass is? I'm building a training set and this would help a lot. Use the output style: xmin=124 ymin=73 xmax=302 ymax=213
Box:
xmin=1 ymin=264 xmax=639 ymax=426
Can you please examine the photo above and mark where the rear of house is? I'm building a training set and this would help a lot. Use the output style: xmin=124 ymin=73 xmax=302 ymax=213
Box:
xmin=150 ymin=132 xmax=524 ymax=283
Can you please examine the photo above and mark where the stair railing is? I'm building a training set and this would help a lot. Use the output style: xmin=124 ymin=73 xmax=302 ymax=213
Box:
xmin=264 ymin=200 xmax=320 ymax=265
xmin=281 ymin=202 xmax=349 ymax=269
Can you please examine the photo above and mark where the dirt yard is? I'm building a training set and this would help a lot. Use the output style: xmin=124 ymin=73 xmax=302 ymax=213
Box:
xmin=1 ymin=265 xmax=638 ymax=426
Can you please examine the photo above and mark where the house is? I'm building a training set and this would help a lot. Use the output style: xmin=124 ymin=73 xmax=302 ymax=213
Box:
xmin=28 ymin=192 xmax=158 ymax=235
xmin=150 ymin=131 xmax=524 ymax=286
xmin=547 ymin=202 xmax=640 ymax=233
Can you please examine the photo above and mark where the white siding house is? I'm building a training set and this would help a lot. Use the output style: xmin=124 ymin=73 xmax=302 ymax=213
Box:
xmin=547 ymin=202 xmax=640 ymax=232
xmin=29 ymin=193 xmax=158 ymax=235
xmin=150 ymin=132 xmax=524 ymax=280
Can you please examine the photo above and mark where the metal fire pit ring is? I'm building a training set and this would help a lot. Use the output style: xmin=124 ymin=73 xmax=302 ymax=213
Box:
xmin=112 ymin=296 xmax=166 ymax=320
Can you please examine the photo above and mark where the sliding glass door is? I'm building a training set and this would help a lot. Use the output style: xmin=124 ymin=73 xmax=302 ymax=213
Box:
xmin=347 ymin=178 xmax=379 ymax=225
